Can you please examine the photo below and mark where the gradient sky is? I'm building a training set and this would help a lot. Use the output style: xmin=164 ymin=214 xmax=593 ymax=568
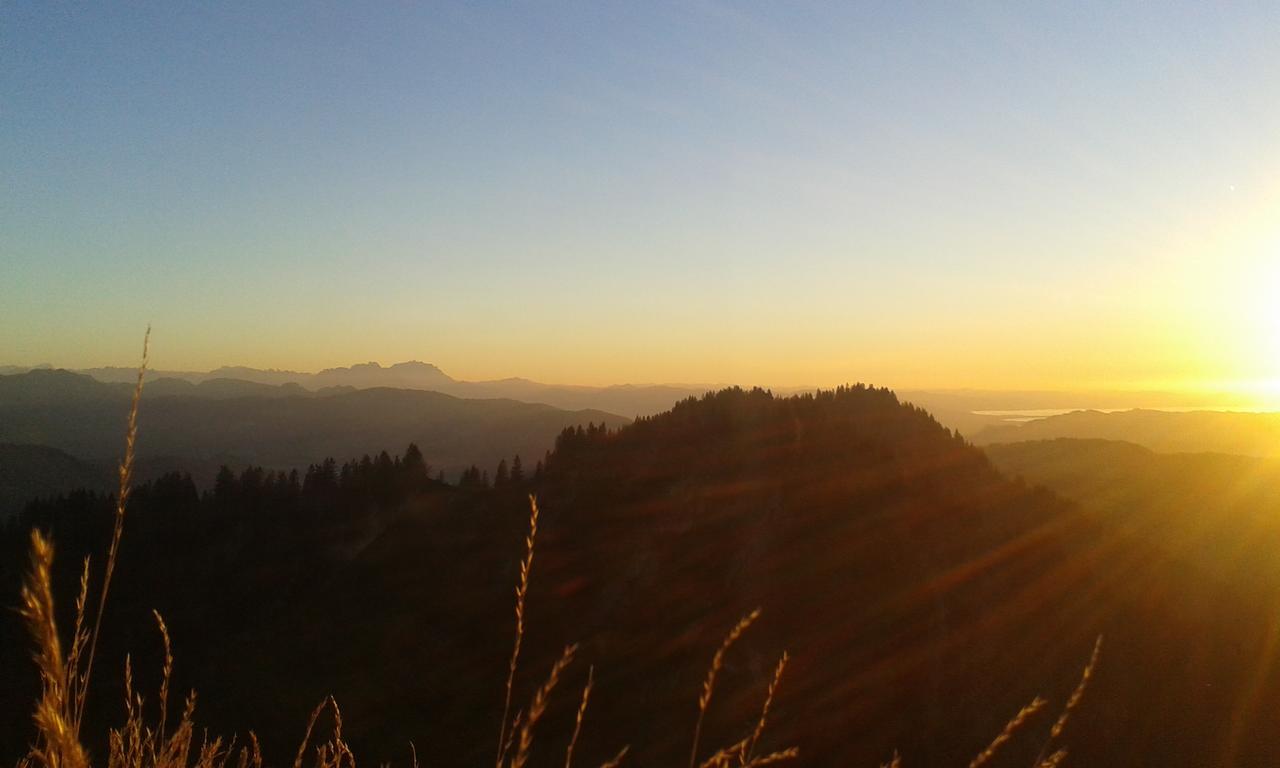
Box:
xmin=3 ymin=2 xmax=1279 ymax=395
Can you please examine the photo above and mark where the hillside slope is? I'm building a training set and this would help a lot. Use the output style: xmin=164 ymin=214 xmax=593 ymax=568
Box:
xmin=985 ymin=438 xmax=1280 ymax=583
xmin=0 ymin=443 xmax=112 ymax=515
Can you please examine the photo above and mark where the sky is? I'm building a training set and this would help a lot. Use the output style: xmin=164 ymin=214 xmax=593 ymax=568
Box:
xmin=3 ymin=2 xmax=1279 ymax=397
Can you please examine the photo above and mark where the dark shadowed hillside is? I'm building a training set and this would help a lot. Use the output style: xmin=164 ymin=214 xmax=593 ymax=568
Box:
xmin=5 ymin=388 xmax=1280 ymax=767
xmin=985 ymin=439 xmax=1280 ymax=583
xmin=0 ymin=444 xmax=112 ymax=516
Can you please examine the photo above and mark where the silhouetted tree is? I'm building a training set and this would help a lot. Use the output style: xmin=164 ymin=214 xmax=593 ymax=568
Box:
xmin=459 ymin=465 xmax=483 ymax=488
xmin=403 ymin=443 xmax=427 ymax=477
xmin=214 ymin=466 xmax=239 ymax=508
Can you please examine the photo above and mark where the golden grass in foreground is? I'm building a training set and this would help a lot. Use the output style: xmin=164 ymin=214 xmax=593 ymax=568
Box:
xmin=496 ymin=496 xmax=539 ymax=768
xmin=17 ymin=495 xmax=791 ymax=768
xmin=19 ymin=328 xmax=148 ymax=768
xmin=14 ymin=331 xmax=1100 ymax=768
xmin=562 ymin=665 xmax=593 ymax=768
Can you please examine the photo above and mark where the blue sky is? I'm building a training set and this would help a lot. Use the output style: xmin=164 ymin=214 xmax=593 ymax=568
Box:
xmin=3 ymin=2 xmax=1279 ymax=391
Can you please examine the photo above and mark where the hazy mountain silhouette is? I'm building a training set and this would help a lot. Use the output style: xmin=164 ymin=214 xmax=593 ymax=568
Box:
xmin=974 ymin=408 xmax=1280 ymax=457
xmin=50 ymin=361 xmax=701 ymax=417
xmin=0 ymin=364 xmax=44 ymax=375
xmin=7 ymin=362 xmax=1243 ymax=428
xmin=0 ymin=369 xmax=627 ymax=484
xmin=143 ymin=377 xmax=315 ymax=399
xmin=313 ymin=361 xmax=454 ymax=389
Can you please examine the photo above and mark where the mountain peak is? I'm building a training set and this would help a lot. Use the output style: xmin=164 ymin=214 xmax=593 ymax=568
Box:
xmin=389 ymin=360 xmax=444 ymax=373
xmin=321 ymin=361 xmax=383 ymax=375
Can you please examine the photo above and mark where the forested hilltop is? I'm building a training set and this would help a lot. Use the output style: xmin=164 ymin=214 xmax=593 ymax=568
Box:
xmin=5 ymin=386 xmax=1280 ymax=766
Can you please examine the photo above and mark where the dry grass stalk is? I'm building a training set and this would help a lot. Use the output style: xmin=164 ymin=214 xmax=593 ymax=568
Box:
xmin=311 ymin=699 xmax=355 ymax=768
xmin=290 ymin=697 xmax=354 ymax=768
xmin=688 ymin=609 xmax=761 ymax=768
xmin=743 ymin=651 xmax=787 ymax=764
xmin=105 ymin=613 xmax=263 ymax=768
xmin=294 ymin=697 xmax=336 ymax=768
xmin=152 ymin=611 xmax=174 ymax=743
xmin=19 ymin=529 xmax=90 ymax=768
xmin=19 ymin=330 xmax=148 ymax=768
xmin=596 ymin=746 xmax=629 ymax=768
xmin=78 ymin=327 xmax=149 ymax=734
xmin=1032 ymin=634 xmax=1103 ymax=767
xmin=697 ymin=738 xmax=749 ymax=768
xmin=698 ymin=740 xmax=796 ymax=768
xmin=501 ymin=710 xmax=523 ymax=768
xmin=968 ymin=696 xmax=1047 ymax=768
xmin=564 ymin=666 xmax=594 ymax=768
xmin=739 ymin=747 xmax=797 ymax=767
xmin=497 ymin=495 xmax=541 ymax=768
xmin=511 ymin=644 xmax=579 ymax=768
xmin=1037 ymin=749 xmax=1068 ymax=768
xmin=67 ymin=557 xmax=92 ymax=690
xmin=1049 ymin=636 xmax=1102 ymax=741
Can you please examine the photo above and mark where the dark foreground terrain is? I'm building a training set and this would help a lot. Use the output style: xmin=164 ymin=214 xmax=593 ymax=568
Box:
xmin=4 ymin=387 xmax=1280 ymax=766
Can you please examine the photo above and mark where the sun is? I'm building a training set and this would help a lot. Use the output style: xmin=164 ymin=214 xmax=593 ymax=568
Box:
xmin=1245 ymin=254 xmax=1280 ymax=405
xmin=1205 ymin=243 xmax=1280 ymax=408
xmin=1262 ymin=258 xmax=1280 ymax=360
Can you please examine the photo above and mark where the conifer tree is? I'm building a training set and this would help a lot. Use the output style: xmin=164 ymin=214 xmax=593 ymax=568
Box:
xmin=403 ymin=443 xmax=427 ymax=475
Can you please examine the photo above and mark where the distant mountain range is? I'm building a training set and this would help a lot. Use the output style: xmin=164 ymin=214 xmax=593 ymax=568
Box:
xmin=0 ymin=369 xmax=629 ymax=493
xmin=2 ymin=361 xmax=1250 ymax=429
xmin=34 ymin=361 xmax=708 ymax=418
